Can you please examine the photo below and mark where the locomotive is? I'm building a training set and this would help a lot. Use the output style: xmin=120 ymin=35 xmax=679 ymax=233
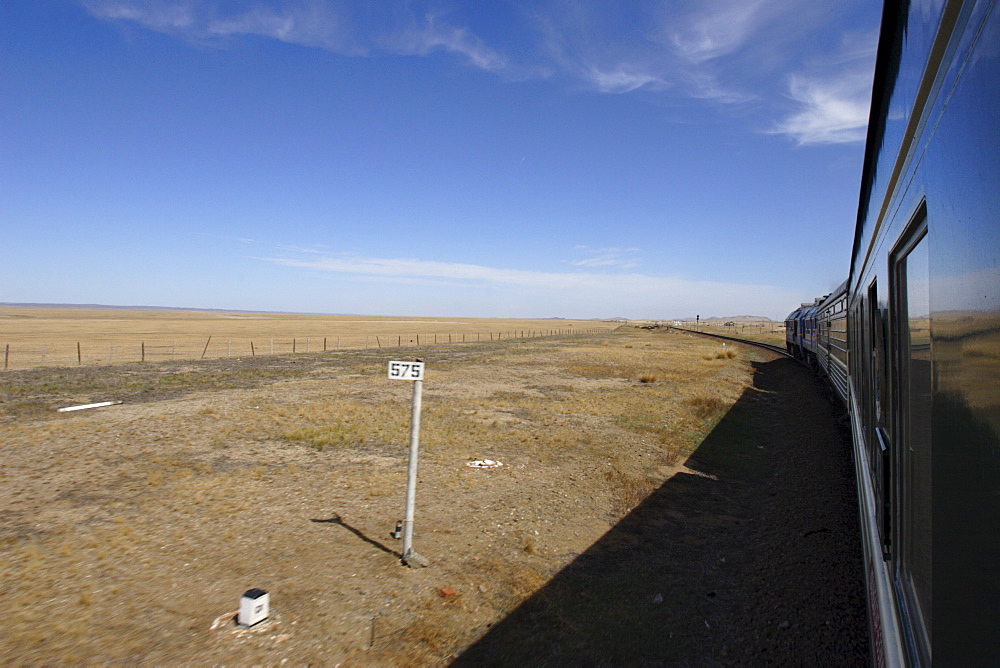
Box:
xmin=786 ymin=0 xmax=999 ymax=664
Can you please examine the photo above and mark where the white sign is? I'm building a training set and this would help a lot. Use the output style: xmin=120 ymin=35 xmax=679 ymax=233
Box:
xmin=388 ymin=360 xmax=425 ymax=381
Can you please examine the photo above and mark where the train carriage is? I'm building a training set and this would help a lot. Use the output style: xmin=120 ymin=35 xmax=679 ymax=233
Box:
xmin=846 ymin=0 xmax=1000 ymax=664
xmin=817 ymin=281 xmax=850 ymax=406
xmin=784 ymin=304 xmax=808 ymax=357
xmin=785 ymin=298 xmax=823 ymax=364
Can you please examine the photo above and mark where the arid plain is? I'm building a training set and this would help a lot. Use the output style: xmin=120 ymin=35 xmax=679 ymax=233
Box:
xmin=0 ymin=311 xmax=772 ymax=664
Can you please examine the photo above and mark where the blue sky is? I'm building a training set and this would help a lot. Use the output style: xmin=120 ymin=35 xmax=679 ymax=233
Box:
xmin=1 ymin=1 xmax=880 ymax=320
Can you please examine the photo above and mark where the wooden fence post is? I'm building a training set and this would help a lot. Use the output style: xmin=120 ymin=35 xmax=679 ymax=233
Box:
xmin=4 ymin=344 xmax=8 ymax=370
xmin=77 ymin=342 xmax=82 ymax=365
xmin=201 ymin=336 xmax=212 ymax=359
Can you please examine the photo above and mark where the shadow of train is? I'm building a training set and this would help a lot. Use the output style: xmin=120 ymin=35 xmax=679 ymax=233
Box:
xmin=454 ymin=357 xmax=869 ymax=666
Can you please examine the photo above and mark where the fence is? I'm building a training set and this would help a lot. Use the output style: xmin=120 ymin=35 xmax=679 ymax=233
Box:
xmin=2 ymin=327 xmax=612 ymax=371
xmin=673 ymin=321 xmax=785 ymax=334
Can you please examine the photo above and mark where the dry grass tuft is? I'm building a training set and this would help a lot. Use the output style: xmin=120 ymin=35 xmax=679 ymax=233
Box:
xmin=686 ymin=395 xmax=730 ymax=420
xmin=606 ymin=466 xmax=657 ymax=517
xmin=282 ymin=423 xmax=357 ymax=450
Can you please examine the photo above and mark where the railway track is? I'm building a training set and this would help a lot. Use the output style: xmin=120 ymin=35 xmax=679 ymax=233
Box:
xmin=666 ymin=326 xmax=790 ymax=358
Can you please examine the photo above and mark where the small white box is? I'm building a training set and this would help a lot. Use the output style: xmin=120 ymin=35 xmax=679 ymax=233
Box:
xmin=238 ymin=588 xmax=269 ymax=627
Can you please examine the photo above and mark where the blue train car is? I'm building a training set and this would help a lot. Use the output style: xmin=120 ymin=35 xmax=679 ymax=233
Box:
xmin=817 ymin=281 xmax=849 ymax=405
xmin=786 ymin=297 xmax=824 ymax=365
xmin=848 ymin=0 xmax=1000 ymax=664
xmin=785 ymin=304 xmax=808 ymax=357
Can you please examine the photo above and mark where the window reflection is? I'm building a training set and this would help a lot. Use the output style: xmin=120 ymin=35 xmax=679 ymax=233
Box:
xmin=898 ymin=231 xmax=932 ymax=660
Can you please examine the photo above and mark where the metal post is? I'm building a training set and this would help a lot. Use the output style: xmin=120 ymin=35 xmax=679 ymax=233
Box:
xmin=402 ymin=378 xmax=428 ymax=567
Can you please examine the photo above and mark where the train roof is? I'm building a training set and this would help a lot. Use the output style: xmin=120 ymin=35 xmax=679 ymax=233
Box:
xmin=787 ymin=284 xmax=844 ymax=321
xmin=851 ymin=0 xmax=906 ymax=284
xmin=817 ymin=280 xmax=849 ymax=311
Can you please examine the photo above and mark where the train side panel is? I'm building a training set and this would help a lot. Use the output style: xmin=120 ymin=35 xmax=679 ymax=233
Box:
xmin=849 ymin=0 xmax=1000 ymax=664
xmin=817 ymin=281 xmax=849 ymax=405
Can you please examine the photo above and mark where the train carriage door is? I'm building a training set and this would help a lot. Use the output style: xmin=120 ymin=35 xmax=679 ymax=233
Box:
xmin=890 ymin=209 xmax=932 ymax=665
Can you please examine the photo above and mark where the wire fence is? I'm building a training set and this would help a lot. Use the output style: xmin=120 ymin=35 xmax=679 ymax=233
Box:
xmin=2 ymin=327 xmax=612 ymax=371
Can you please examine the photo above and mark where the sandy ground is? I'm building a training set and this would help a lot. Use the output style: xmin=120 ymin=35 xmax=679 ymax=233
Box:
xmin=0 ymin=328 xmax=866 ymax=664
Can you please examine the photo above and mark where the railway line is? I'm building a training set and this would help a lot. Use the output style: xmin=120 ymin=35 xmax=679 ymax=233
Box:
xmin=666 ymin=325 xmax=791 ymax=358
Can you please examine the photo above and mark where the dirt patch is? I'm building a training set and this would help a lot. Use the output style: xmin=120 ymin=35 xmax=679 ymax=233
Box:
xmin=0 ymin=329 xmax=864 ymax=664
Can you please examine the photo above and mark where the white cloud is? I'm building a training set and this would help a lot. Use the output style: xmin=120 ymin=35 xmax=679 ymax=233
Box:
xmin=206 ymin=5 xmax=349 ymax=51
xmin=84 ymin=0 xmax=359 ymax=52
xmin=584 ymin=66 xmax=663 ymax=94
xmin=84 ymin=0 xmax=194 ymax=30
xmin=568 ymin=247 xmax=641 ymax=268
xmin=684 ymin=71 xmax=756 ymax=104
xmin=257 ymin=252 xmax=798 ymax=319
xmin=668 ymin=0 xmax=769 ymax=64
xmin=379 ymin=14 xmax=507 ymax=72
xmin=82 ymin=1 xmax=503 ymax=68
xmin=264 ymin=254 xmax=587 ymax=289
xmin=770 ymin=33 xmax=877 ymax=145
xmin=772 ymin=74 xmax=872 ymax=144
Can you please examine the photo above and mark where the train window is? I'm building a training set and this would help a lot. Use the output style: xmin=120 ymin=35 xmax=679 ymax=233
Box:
xmin=867 ymin=280 xmax=892 ymax=556
xmin=891 ymin=212 xmax=932 ymax=664
xmin=870 ymin=284 xmax=889 ymax=435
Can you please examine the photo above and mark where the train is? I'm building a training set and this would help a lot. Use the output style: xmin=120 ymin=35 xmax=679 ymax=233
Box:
xmin=785 ymin=0 xmax=999 ymax=664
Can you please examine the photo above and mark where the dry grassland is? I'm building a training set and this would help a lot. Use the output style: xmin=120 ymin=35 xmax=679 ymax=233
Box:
xmin=0 ymin=307 xmax=618 ymax=369
xmin=0 ymin=327 xmax=754 ymax=664
xmin=936 ymin=314 xmax=1000 ymax=436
